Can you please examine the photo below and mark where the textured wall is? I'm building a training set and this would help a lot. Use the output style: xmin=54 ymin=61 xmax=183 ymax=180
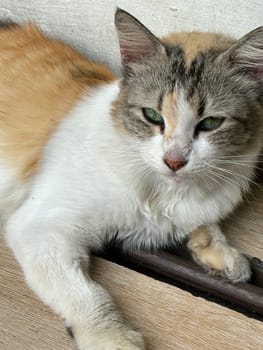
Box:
xmin=0 ymin=0 xmax=262 ymax=73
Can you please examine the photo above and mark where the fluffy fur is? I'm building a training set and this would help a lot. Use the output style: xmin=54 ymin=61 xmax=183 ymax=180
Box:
xmin=0 ymin=9 xmax=262 ymax=350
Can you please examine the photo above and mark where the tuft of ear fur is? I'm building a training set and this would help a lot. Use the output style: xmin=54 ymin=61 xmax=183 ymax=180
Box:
xmin=228 ymin=26 xmax=263 ymax=80
xmin=115 ymin=8 xmax=164 ymax=66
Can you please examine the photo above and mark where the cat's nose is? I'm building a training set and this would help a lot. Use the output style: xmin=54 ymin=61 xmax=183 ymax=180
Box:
xmin=163 ymin=156 xmax=187 ymax=171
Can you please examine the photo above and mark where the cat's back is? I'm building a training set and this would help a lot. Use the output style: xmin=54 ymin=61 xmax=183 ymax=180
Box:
xmin=0 ymin=22 xmax=115 ymax=180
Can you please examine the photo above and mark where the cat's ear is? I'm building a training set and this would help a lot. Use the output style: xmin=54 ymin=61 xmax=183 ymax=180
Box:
xmin=226 ymin=26 xmax=263 ymax=80
xmin=115 ymin=9 xmax=165 ymax=66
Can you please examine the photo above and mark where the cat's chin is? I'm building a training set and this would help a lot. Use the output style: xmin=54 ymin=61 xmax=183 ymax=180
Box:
xmin=161 ymin=170 xmax=202 ymax=188
xmin=164 ymin=171 xmax=188 ymax=184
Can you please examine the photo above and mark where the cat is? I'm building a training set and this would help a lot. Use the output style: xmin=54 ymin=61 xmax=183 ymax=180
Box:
xmin=0 ymin=8 xmax=262 ymax=350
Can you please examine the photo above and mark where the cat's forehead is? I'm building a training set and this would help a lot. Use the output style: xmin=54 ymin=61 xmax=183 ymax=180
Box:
xmin=161 ymin=31 xmax=236 ymax=99
xmin=162 ymin=31 xmax=234 ymax=67
xmin=126 ymin=31 xmax=235 ymax=103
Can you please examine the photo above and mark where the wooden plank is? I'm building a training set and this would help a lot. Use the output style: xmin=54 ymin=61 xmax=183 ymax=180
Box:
xmin=218 ymin=166 xmax=262 ymax=261
xmin=0 ymin=239 xmax=72 ymax=350
xmin=102 ymin=249 xmax=263 ymax=315
xmin=1 ymin=239 xmax=263 ymax=350
xmin=92 ymin=258 xmax=263 ymax=350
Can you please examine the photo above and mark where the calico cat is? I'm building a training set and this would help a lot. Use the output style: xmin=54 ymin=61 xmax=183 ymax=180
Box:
xmin=1 ymin=8 xmax=262 ymax=350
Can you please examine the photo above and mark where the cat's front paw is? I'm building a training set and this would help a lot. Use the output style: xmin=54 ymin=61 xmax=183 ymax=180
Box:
xmin=73 ymin=324 xmax=145 ymax=350
xmin=188 ymin=226 xmax=251 ymax=283
xmin=209 ymin=247 xmax=251 ymax=283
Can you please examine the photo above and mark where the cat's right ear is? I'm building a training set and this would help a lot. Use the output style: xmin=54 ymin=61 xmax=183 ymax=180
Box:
xmin=115 ymin=9 xmax=165 ymax=68
xmin=224 ymin=26 xmax=263 ymax=81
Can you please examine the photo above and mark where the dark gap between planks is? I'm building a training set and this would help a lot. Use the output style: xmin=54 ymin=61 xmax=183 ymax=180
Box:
xmin=95 ymin=244 xmax=263 ymax=321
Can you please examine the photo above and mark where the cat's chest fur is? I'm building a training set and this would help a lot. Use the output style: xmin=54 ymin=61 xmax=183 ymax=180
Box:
xmin=16 ymin=82 xmax=241 ymax=251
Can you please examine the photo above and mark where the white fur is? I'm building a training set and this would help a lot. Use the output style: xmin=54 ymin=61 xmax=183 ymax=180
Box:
xmin=0 ymin=160 xmax=28 ymax=227
xmin=2 ymin=81 xmax=253 ymax=349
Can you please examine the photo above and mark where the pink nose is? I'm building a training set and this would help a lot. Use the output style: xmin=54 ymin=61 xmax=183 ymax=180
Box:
xmin=164 ymin=157 xmax=187 ymax=171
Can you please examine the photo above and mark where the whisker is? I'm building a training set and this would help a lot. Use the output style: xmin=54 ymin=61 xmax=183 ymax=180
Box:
xmin=207 ymin=168 xmax=240 ymax=188
xmin=207 ymin=163 xmax=262 ymax=190
xmin=214 ymin=161 xmax=263 ymax=171
xmin=214 ymin=154 xmax=263 ymax=159
xmin=203 ymin=171 xmax=224 ymax=189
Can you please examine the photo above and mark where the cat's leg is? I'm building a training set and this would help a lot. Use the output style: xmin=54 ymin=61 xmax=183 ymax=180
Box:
xmin=187 ymin=224 xmax=251 ymax=282
xmin=6 ymin=212 xmax=144 ymax=350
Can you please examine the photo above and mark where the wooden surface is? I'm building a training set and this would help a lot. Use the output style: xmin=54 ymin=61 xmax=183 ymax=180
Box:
xmin=1 ymin=238 xmax=263 ymax=350
xmin=0 ymin=238 xmax=72 ymax=350
xmin=222 ymin=171 xmax=263 ymax=261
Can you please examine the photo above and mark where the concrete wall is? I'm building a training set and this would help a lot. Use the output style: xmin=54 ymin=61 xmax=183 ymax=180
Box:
xmin=0 ymin=0 xmax=262 ymax=73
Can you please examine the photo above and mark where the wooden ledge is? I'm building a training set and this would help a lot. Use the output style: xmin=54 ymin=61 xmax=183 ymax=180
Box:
xmin=1 ymin=239 xmax=263 ymax=349
xmin=100 ymin=247 xmax=263 ymax=318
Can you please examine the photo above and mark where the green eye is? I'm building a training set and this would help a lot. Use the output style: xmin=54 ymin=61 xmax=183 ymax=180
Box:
xmin=142 ymin=107 xmax=164 ymax=127
xmin=196 ymin=117 xmax=225 ymax=132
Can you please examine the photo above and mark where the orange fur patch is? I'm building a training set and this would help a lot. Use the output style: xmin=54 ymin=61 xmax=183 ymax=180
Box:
xmin=0 ymin=23 xmax=115 ymax=180
xmin=161 ymin=93 xmax=177 ymax=139
xmin=162 ymin=31 xmax=234 ymax=66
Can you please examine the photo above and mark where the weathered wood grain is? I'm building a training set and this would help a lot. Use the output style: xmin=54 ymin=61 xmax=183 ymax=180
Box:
xmin=1 ymin=239 xmax=263 ymax=350
xmin=223 ymin=170 xmax=263 ymax=260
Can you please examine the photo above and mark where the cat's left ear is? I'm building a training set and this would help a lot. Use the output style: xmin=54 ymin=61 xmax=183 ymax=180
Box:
xmin=226 ymin=26 xmax=263 ymax=80
xmin=115 ymin=9 xmax=165 ymax=67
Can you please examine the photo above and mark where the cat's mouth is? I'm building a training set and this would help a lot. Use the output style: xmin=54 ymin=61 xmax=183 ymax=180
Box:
xmin=165 ymin=169 xmax=189 ymax=183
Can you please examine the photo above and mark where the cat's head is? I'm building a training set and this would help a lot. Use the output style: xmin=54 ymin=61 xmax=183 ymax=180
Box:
xmin=113 ymin=9 xmax=263 ymax=191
